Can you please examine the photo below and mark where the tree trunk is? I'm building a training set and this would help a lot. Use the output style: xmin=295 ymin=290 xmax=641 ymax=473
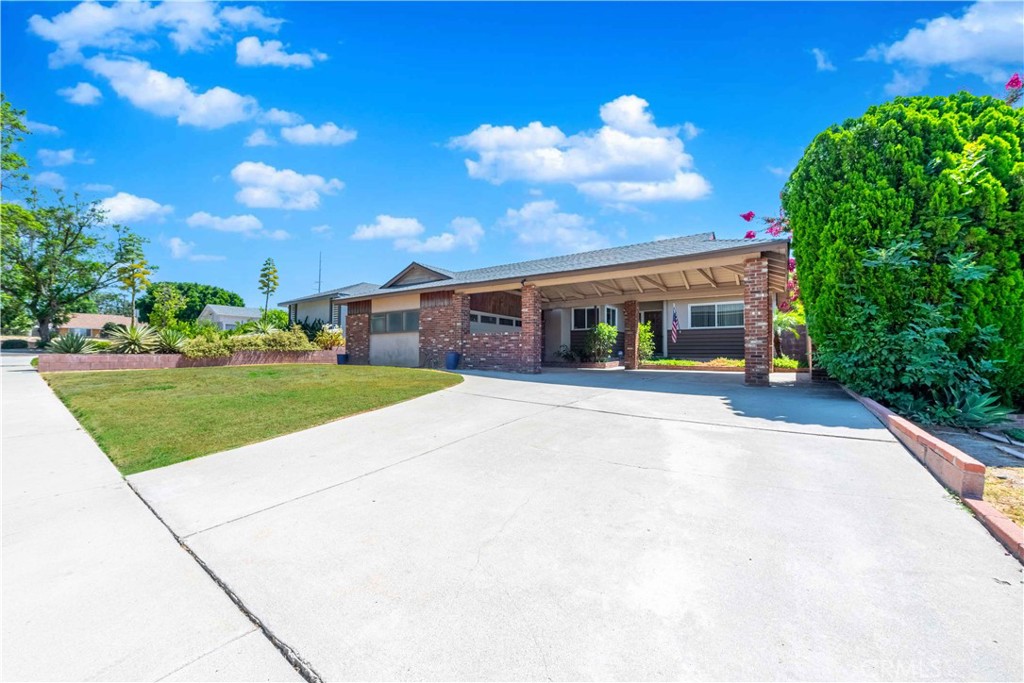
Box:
xmin=37 ymin=315 xmax=53 ymax=344
xmin=130 ymin=289 xmax=137 ymax=326
xmin=264 ymin=292 xmax=269 ymax=314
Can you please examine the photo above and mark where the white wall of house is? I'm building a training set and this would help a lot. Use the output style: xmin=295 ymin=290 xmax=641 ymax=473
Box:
xmin=543 ymin=310 xmax=565 ymax=361
xmin=369 ymin=293 xmax=420 ymax=367
xmin=294 ymin=298 xmax=332 ymax=324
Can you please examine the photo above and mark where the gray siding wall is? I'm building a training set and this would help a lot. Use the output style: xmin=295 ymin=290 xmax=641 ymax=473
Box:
xmin=666 ymin=328 xmax=744 ymax=361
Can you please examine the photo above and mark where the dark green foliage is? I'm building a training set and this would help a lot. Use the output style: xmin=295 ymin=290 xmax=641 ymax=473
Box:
xmin=136 ymin=282 xmax=245 ymax=323
xmin=261 ymin=309 xmax=289 ymax=329
xmin=107 ymin=324 xmax=158 ymax=354
xmin=50 ymin=333 xmax=97 ymax=354
xmin=1 ymin=339 xmax=29 ymax=349
xmin=296 ymin=316 xmax=326 ymax=341
xmin=638 ymin=321 xmax=655 ymax=361
xmin=155 ymin=328 xmax=188 ymax=354
xmin=584 ymin=322 xmax=618 ymax=361
xmin=785 ymin=93 xmax=1024 ymax=418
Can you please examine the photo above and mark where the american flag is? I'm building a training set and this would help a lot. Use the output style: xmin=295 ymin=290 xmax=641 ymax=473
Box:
xmin=670 ymin=304 xmax=679 ymax=344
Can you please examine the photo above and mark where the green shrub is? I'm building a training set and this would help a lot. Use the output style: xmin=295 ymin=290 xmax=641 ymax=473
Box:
xmin=92 ymin=340 xmax=112 ymax=352
xmin=313 ymin=328 xmax=345 ymax=350
xmin=30 ymin=356 xmax=38 ymax=368
xmin=1 ymin=339 xmax=29 ymax=349
xmin=100 ymin=321 xmax=121 ymax=337
xmin=638 ymin=321 xmax=655 ymax=361
xmin=785 ymin=93 xmax=1024 ymax=418
xmin=296 ymin=316 xmax=326 ymax=341
xmin=107 ymin=325 xmax=158 ymax=354
xmin=182 ymin=336 xmax=230 ymax=358
xmin=774 ymin=356 xmax=799 ymax=369
xmin=49 ymin=333 xmax=97 ymax=354
xmin=262 ymin=309 xmax=289 ymax=329
xmin=584 ymin=323 xmax=618 ymax=361
xmin=556 ymin=344 xmax=578 ymax=362
xmin=252 ymin=319 xmax=280 ymax=335
xmin=156 ymin=328 xmax=187 ymax=354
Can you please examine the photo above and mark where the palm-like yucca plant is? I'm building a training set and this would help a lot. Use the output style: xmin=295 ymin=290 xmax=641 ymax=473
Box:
xmin=252 ymin=319 xmax=279 ymax=335
xmin=49 ymin=333 xmax=98 ymax=354
xmin=107 ymin=324 xmax=158 ymax=354
xmin=155 ymin=328 xmax=188 ymax=354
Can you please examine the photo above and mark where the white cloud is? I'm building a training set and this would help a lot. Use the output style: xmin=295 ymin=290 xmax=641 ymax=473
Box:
xmin=352 ymin=215 xmax=425 ymax=240
xmin=28 ymin=1 xmax=282 ymax=67
xmin=166 ymin=236 xmax=225 ymax=262
xmin=259 ymin=108 xmax=303 ymax=125
xmin=811 ymin=48 xmax=836 ymax=72
xmin=865 ymin=1 xmax=1023 ymax=93
xmin=38 ymin=148 xmax=92 ymax=167
xmin=236 ymin=36 xmax=327 ymax=69
xmin=186 ymin=210 xmax=290 ymax=240
xmin=498 ymin=200 xmax=607 ymax=252
xmin=767 ymin=166 xmax=789 ymax=177
xmin=451 ymin=95 xmax=711 ymax=203
xmin=82 ymin=182 xmax=114 ymax=192
xmin=311 ymin=224 xmax=332 ymax=235
xmin=244 ymin=128 xmax=276 ymax=147
xmin=280 ymin=122 xmax=357 ymax=146
xmin=395 ymin=217 xmax=484 ymax=253
xmin=35 ymin=171 xmax=66 ymax=190
xmin=681 ymin=122 xmax=701 ymax=140
xmin=98 ymin=192 xmax=172 ymax=223
xmin=57 ymin=81 xmax=103 ymax=105
xmin=231 ymin=161 xmax=344 ymax=210
xmin=85 ymin=55 xmax=258 ymax=129
xmin=25 ymin=119 xmax=62 ymax=135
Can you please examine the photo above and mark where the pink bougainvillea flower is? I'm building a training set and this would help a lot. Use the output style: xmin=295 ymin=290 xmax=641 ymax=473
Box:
xmin=788 ymin=257 xmax=796 ymax=272
xmin=766 ymin=222 xmax=783 ymax=236
xmin=778 ymin=300 xmax=791 ymax=312
xmin=740 ymin=211 xmax=755 ymax=222
xmin=1007 ymin=73 xmax=1022 ymax=90
xmin=744 ymin=230 xmax=756 ymax=239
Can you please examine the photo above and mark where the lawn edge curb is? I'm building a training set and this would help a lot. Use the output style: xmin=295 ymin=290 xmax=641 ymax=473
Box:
xmin=841 ymin=385 xmax=1023 ymax=564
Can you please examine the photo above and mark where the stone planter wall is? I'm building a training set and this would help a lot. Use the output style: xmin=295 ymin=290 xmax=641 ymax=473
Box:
xmin=38 ymin=349 xmax=342 ymax=372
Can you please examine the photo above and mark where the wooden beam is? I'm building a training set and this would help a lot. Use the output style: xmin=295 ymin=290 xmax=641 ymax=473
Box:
xmin=679 ymin=271 xmax=690 ymax=289
xmin=722 ymin=264 xmax=746 ymax=275
xmin=638 ymin=275 xmax=667 ymax=292
xmin=696 ymin=268 xmax=718 ymax=288
xmin=631 ymin=276 xmax=646 ymax=294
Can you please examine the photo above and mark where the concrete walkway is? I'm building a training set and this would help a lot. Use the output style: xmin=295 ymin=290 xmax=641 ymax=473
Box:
xmin=0 ymin=355 xmax=300 ymax=682
xmin=128 ymin=368 xmax=1024 ymax=681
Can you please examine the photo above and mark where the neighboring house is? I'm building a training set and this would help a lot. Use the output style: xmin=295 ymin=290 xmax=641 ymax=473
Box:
xmin=278 ymin=232 xmax=790 ymax=385
xmin=56 ymin=313 xmax=132 ymax=338
xmin=197 ymin=305 xmax=263 ymax=331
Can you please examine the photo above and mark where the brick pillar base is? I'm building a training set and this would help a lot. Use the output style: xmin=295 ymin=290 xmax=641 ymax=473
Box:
xmin=345 ymin=313 xmax=370 ymax=364
xmin=520 ymin=284 xmax=542 ymax=374
xmin=743 ymin=257 xmax=771 ymax=386
xmin=623 ymin=300 xmax=639 ymax=369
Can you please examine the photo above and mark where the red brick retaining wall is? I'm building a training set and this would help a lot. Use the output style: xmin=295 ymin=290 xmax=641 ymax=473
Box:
xmin=38 ymin=349 xmax=340 ymax=372
xmin=462 ymin=331 xmax=527 ymax=372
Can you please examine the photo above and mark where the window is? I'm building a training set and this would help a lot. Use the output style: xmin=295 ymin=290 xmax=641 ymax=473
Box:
xmin=480 ymin=315 xmax=497 ymax=325
xmin=605 ymin=306 xmax=618 ymax=328
xmin=469 ymin=313 xmax=479 ymax=322
xmin=499 ymin=317 xmax=514 ymax=326
xmin=370 ymin=309 xmax=419 ymax=334
xmin=690 ymin=302 xmax=744 ymax=328
xmin=572 ymin=307 xmax=598 ymax=330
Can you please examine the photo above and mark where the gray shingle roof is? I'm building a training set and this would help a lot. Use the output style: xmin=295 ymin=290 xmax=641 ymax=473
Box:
xmin=326 ymin=233 xmax=787 ymax=302
xmin=202 ymin=305 xmax=263 ymax=317
xmin=277 ymin=282 xmax=380 ymax=306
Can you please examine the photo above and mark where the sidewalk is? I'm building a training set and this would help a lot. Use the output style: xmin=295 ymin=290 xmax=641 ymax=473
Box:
xmin=1 ymin=355 xmax=300 ymax=682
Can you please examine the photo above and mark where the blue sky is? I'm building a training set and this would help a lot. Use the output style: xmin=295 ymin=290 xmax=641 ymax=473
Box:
xmin=3 ymin=1 xmax=1021 ymax=307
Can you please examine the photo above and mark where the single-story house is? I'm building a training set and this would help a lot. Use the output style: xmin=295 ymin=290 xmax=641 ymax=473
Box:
xmin=197 ymin=304 xmax=263 ymax=330
xmin=279 ymin=232 xmax=790 ymax=385
xmin=56 ymin=313 xmax=132 ymax=338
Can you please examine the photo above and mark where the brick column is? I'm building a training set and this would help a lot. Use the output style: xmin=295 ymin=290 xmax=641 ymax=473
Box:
xmin=520 ymin=284 xmax=542 ymax=374
xmin=345 ymin=313 xmax=370 ymax=364
xmin=743 ymin=256 xmax=772 ymax=386
xmin=623 ymin=299 xmax=640 ymax=369
xmin=419 ymin=291 xmax=469 ymax=367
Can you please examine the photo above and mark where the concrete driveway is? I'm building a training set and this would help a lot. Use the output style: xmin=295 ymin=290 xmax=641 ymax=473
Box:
xmin=130 ymin=369 xmax=1023 ymax=681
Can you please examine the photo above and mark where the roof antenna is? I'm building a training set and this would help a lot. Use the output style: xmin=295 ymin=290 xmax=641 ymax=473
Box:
xmin=316 ymin=251 xmax=322 ymax=293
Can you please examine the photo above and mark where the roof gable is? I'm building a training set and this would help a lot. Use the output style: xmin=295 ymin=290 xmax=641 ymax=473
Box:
xmin=382 ymin=262 xmax=454 ymax=288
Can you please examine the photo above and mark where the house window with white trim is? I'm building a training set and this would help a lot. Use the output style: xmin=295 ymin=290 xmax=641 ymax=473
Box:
xmin=689 ymin=302 xmax=744 ymax=328
xmin=572 ymin=307 xmax=598 ymax=330
xmin=605 ymin=306 xmax=618 ymax=328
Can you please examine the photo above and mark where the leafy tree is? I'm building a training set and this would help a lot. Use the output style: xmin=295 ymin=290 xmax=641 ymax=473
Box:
xmin=258 ymin=257 xmax=279 ymax=312
xmin=136 ymin=282 xmax=244 ymax=322
xmin=261 ymin=308 xmax=289 ymax=329
xmin=1 ymin=194 xmax=140 ymax=343
xmin=147 ymin=285 xmax=187 ymax=329
xmin=1 ymin=92 xmax=28 ymax=191
xmin=115 ymin=234 xmax=154 ymax=324
xmin=785 ymin=93 xmax=1024 ymax=418
xmin=89 ymin=291 xmax=133 ymax=317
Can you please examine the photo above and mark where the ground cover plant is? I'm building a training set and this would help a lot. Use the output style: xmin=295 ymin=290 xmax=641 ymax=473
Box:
xmin=44 ymin=365 xmax=462 ymax=474
xmin=785 ymin=92 xmax=1023 ymax=425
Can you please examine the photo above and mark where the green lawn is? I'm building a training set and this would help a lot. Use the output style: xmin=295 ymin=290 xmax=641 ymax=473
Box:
xmin=44 ymin=364 xmax=462 ymax=475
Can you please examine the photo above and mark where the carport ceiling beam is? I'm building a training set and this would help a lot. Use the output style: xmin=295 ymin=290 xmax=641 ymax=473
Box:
xmin=696 ymin=268 xmax=718 ymax=288
xmin=679 ymin=271 xmax=690 ymax=289
xmin=632 ymin=276 xmax=645 ymax=293
xmin=637 ymin=275 xmax=666 ymax=292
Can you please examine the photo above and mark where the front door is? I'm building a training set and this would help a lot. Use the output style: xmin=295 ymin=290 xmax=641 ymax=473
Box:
xmin=641 ymin=311 xmax=663 ymax=356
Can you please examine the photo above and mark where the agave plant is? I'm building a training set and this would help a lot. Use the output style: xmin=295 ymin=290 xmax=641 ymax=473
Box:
xmin=155 ymin=328 xmax=188 ymax=354
xmin=48 ymin=333 xmax=98 ymax=354
xmin=107 ymin=324 xmax=159 ymax=354
xmin=252 ymin=319 xmax=280 ymax=335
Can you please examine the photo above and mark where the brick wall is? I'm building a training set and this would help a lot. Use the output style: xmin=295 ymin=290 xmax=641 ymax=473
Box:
xmin=38 ymin=349 xmax=340 ymax=372
xmin=743 ymin=256 xmax=773 ymax=386
xmin=623 ymin=300 xmax=639 ymax=369
xmin=463 ymin=331 xmax=527 ymax=372
xmin=519 ymin=285 xmax=542 ymax=374
xmin=345 ymin=313 xmax=370 ymax=364
xmin=419 ymin=291 xmax=469 ymax=366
